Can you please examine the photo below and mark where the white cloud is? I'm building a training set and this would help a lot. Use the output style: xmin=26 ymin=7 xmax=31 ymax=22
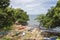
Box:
xmin=26 ymin=3 xmax=40 ymax=8
xmin=20 ymin=0 xmax=34 ymax=3
xmin=10 ymin=0 xmax=57 ymax=15
xmin=10 ymin=0 xmax=34 ymax=4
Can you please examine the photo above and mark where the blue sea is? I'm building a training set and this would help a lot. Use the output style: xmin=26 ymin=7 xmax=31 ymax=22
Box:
xmin=27 ymin=15 xmax=39 ymax=27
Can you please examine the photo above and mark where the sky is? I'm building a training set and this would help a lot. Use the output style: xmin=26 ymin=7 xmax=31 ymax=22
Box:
xmin=10 ymin=0 xmax=57 ymax=15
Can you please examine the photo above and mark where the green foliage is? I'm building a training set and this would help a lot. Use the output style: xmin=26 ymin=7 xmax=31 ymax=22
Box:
xmin=0 ymin=0 xmax=29 ymax=29
xmin=56 ymin=0 xmax=60 ymax=7
xmin=56 ymin=37 xmax=60 ymax=40
xmin=36 ymin=0 xmax=60 ymax=29
xmin=0 ymin=7 xmax=29 ymax=29
xmin=13 ymin=8 xmax=29 ymax=25
xmin=3 ymin=37 xmax=11 ymax=40
xmin=0 ymin=8 xmax=15 ymax=29
xmin=0 ymin=0 xmax=10 ymax=9
xmin=36 ymin=14 xmax=54 ymax=28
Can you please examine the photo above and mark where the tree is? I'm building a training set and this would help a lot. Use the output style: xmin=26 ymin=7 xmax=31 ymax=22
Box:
xmin=0 ymin=0 xmax=29 ymax=29
xmin=36 ymin=0 xmax=60 ymax=29
xmin=0 ymin=7 xmax=29 ymax=29
xmin=36 ymin=14 xmax=54 ymax=28
xmin=56 ymin=0 xmax=60 ymax=7
xmin=0 ymin=0 xmax=10 ymax=9
xmin=13 ymin=8 xmax=29 ymax=25
xmin=0 ymin=7 xmax=15 ymax=29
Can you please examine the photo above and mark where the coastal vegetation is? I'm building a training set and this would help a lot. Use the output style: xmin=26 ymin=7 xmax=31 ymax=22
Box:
xmin=0 ymin=0 xmax=29 ymax=30
xmin=36 ymin=0 xmax=60 ymax=29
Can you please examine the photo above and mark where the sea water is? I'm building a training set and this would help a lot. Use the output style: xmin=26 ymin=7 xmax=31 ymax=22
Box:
xmin=27 ymin=15 xmax=39 ymax=27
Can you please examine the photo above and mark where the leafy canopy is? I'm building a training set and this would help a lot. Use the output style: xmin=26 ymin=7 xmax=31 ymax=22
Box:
xmin=36 ymin=0 xmax=60 ymax=29
xmin=0 ymin=0 xmax=10 ymax=9
xmin=0 ymin=0 xmax=29 ymax=29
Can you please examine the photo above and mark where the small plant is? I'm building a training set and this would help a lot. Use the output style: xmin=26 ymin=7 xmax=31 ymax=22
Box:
xmin=56 ymin=37 xmax=60 ymax=40
xmin=3 ymin=37 xmax=11 ymax=40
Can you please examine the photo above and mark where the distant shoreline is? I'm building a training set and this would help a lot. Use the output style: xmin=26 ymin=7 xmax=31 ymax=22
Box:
xmin=27 ymin=15 xmax=39 ymax=27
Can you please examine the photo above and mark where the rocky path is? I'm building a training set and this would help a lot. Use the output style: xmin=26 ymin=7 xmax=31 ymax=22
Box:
xmin=1 ymin=25 xmax=44 ymax=40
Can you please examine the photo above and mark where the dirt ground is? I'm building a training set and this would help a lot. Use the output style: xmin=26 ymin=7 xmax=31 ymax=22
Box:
xmin=0 ymin=24 xmax=44 ymax=40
